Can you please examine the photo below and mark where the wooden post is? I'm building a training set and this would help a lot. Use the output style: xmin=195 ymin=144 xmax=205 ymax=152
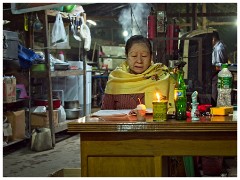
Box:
xmin=42 ymin=10 xmax=55 ymax=147
xmin=192 ymin=3 xmax=197 ymax=30
xmin=202 ymin=3 xmax=207 ymax=29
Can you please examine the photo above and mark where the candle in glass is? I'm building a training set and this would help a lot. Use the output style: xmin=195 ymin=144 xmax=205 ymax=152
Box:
xmin=152 ymin=92 xmax=168 ymax=121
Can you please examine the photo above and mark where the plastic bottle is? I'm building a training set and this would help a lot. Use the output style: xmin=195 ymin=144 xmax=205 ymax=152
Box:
xmin=58 ymin=51 xmax=65 ymax=61
xmin=217 ymin=63 xmax=232 ymax=107
xmin=174 ymin=70 xmax=187 ymax=120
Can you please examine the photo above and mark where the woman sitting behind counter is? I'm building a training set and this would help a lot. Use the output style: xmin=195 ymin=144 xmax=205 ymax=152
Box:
xmin=101 ymin=35 xmax=175 ymax=113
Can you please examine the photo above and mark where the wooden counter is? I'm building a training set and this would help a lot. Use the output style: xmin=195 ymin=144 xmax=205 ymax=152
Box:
xmin=67 ymin=115 xmax=237 ymax=177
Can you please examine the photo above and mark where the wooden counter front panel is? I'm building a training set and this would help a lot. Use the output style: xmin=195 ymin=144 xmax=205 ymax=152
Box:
xmin=80 ymin=132 xmax=237 ymax=177
xmin=88 ymin=157 xmax=156 ymax=177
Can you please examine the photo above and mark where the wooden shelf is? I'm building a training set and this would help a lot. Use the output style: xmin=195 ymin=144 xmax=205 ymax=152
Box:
xmin=31 ymin=69 xmax=84 ymax=78
xmin=55 ymin=119 xmax=79 ymax=133
xmin=3 ymin=138 xmax=26 ymax=148
xmin=100 ymin=56 xmax=126 ymax=60
xmin=3 ymin=98 xmax=29 ymax=104
xmin=51 ymin=69 xmax=84 ymax=77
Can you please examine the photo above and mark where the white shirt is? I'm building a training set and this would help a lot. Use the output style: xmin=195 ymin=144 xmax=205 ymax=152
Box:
xmin=212 ymin=41 xmax=228 ymax=66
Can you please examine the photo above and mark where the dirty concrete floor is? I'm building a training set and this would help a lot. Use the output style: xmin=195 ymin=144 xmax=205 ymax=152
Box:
xmin=3 ymin=133 xmax=81 ymax=177
xmin=3 ymin=108 xmax=101 ymax=177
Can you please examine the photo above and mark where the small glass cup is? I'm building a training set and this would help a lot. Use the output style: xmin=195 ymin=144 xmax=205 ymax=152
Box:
xmin=136 ymin=109 xmax=146 ymax=121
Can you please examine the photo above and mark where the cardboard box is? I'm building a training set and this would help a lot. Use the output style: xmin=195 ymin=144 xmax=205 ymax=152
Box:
xmin=210 ymin=107 xmax=233 ymax=116
xmin=49 ymin=168 xmax=81 ymax=177
xmin=4 ymin=110 xmax=25 ymax=141
xmin=3 ymin=76 xmax=16 ymax=103
xmin=31 ymin=110 xmax=58 ymax=129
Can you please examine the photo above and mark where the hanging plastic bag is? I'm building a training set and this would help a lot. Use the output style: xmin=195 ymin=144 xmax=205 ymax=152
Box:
xmin=58 ymin=105 xmax=66 ymax=123
xmin=51 ymin=12 xmax=67 ymax=44
xmin=80 ymin=16 xmax=91 ymax=51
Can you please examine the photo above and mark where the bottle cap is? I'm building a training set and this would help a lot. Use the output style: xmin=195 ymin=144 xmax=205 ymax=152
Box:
xmin=221 ymin=63 xmax=228 ymax=69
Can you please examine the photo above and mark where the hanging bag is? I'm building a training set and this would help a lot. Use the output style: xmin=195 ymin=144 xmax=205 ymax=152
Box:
xmin=80 ymin=16 xmax=91 ymax=51
xmin=31 ymin=128 xmax=53 ymax=152
xmin=51 ymin=12 xmax=67 ymax=44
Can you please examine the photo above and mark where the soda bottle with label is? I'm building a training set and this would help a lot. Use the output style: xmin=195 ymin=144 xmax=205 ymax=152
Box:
xmin=174 ymin=70 xmax=187 ymax=120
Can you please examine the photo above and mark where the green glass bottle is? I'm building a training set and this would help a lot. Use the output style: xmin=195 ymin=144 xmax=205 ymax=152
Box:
xmin=174 ymin=70 xmax=187 ymax=120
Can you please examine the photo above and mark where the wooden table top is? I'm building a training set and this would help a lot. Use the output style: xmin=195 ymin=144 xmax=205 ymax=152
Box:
xmin=67 ymin=114 xmax=237 ymax=133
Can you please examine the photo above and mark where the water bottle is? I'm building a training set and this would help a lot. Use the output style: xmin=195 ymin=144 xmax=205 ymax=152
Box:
xmin=217 ymin=63 xmax=232 ymax=107
xmin=174 ymin=70 xmax=187 ymax=120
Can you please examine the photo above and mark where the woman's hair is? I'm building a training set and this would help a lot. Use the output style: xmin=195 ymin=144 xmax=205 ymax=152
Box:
xmin=125 ymin=35 xmax=152 ymax=56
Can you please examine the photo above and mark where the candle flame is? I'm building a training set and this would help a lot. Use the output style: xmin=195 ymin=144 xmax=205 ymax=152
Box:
xmin=156 ymin=92 xmax=161 ymax=102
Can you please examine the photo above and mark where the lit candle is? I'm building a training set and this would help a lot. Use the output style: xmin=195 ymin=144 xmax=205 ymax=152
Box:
xmin=152 ymin=92 xmax=168 ymax=121
xmin=136 ymin=98 xmax=146 ymax=121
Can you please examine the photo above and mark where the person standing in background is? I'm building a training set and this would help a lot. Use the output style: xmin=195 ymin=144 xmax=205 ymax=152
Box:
xmin=211 ymin=31 xmax=228 ymax=107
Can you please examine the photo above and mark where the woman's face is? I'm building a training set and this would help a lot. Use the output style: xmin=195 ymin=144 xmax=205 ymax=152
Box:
xmin=126 ymin=43 xmax=152 ymax=74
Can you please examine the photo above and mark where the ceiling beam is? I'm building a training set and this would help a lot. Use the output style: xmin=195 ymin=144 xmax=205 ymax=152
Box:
xmin=81 ymin=11 xmax=237 ymax=21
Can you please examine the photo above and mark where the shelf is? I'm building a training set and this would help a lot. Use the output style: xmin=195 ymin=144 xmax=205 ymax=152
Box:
xmin=100 ymin=56 xmax=126 ymax=59
xmin=3 ymin=98 xmax=29 ymax=104
xmin=51 ymin=69 xmax=84 ymax=77
xmin=55 ymin=119 xmax=82 ymax=133
xmin=31 ymin=69 xmax=84 ymax=78
xmin=3 ymin=57 xmax=18 ymax=61
xmin=3 ymin=138 xmax=26 ymax=148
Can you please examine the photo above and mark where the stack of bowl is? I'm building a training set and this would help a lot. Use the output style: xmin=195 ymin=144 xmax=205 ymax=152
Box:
xmin=64 ymin=100 xmax=82 ymax=120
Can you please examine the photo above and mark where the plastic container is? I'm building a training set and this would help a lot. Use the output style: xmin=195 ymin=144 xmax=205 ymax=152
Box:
xmin=31 ymin=64 xmax=46 ymax=71
xmin=217 ymin=64 xmax=232 ymax=107
xmin=58 ymin=51 xmax=65 ymax=61
xmin=63 ymin=5 xmax=76 ymax=13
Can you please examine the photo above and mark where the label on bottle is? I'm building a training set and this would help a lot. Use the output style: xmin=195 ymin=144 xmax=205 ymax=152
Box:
xmin=217 ymin=77 xmax=232 ymax=89
xmin=174 ymin=89 xmax=185 ymax=98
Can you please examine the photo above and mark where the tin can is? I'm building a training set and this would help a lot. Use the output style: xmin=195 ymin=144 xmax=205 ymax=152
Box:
xmin=152 ymin=100 xmax=168 ymax=121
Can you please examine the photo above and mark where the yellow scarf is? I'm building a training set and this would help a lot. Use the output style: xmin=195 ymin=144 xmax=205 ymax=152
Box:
xmin=105 ymin=61 xmax=175 ymax=112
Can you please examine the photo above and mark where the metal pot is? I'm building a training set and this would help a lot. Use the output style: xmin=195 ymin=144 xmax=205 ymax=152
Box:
xmin=65 ymin=108 xmax=82 ymax=120
xmin=64 ymin=100 xmax=80 ymax=109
